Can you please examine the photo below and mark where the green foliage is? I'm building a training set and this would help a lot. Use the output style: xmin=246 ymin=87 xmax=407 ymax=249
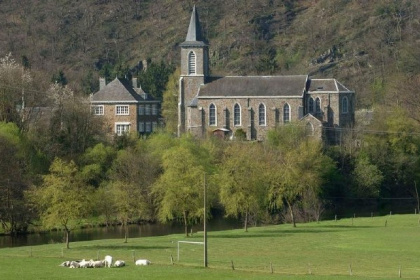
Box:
xmin=162 ymin=68 xmax=180 ymax=134
xmin=137 ymin=61 xmax=175 ymax=100
xmin=352 ymin=154 xmax=383 ymax=197
xmin=30 ymin=158 xmax=92 ymax=248
xmin=152 ymin=135 xmax=212 ymax=236
xmin=233 ymin=128 xmax=246 ymax=141
xmin=217 ymin=142 xmax=269 ymax=231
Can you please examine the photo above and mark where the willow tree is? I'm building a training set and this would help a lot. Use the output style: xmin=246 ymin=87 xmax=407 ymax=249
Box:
xmin=152 ymin=135 xmax=211 ymax=236
xmin=217 ymin=142 xmax=269 ymax=232
xmin=30 ymin=158 xmax=91 ymax=249
xmin=267 ymin=138 xmax=334 ymax=227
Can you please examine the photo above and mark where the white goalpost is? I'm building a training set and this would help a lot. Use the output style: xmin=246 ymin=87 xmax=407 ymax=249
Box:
xmin=177 ymin=241 xmax=204 ymax=261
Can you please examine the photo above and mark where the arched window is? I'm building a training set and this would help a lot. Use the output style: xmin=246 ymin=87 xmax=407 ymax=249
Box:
xmin=283 ymin=103 xmax=290 ymax=123
xmin=306 ymin=122 xmax=314 ymax=136
xmin=234 ymin=103 xmax=241 ymax=126
xmin=209 ymin=103 xmax=216 ymax=126
xmin=188 ymin=51 xmax=196 ymax=75
xmin=342 ymin=96 xmax=348 ymax=114
xmin=308 ymin=97 xmax=314 ymax=113
xmin=258 ymin=103 xmax=266 ymax=125
xmin=315 ymin=97 xmax=321 ymax=113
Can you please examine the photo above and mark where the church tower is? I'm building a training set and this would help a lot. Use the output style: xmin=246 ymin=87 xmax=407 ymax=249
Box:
xmin=178 ymin=5 xmax=209 ymax=136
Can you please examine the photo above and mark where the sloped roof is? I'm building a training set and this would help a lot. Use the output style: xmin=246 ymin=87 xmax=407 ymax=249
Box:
xmin=308 ymin=79 xmax=353 ymax=93
xmin=197 ymin=75 xmax=308 ymax=97
xmin=180 ymin=5 xmax=207 ymax=47
xmin=91 ymin=77 xmax=146 ymax=103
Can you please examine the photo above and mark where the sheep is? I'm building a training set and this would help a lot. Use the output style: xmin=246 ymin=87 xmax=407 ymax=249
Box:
xmin=59 ymin=261 xmax=71 ymax=267
xmin=69 ymin=261 xmax=80 ymax=268
xmin=135 ymin=259 xmax=151 ymax=266
xmin=104 ymin=255 xmax=113 ymax=268
xmin=79 ymin=259 xmax=91 ymax=268
xmin=114 ymin=260 xmax=125 ymax=267
xmin=91 ymin=260 xmax=104 ymax=268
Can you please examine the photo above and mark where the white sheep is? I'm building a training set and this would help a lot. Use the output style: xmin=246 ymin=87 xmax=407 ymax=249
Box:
xmin=114 ymin=260 xmax=125 ymax=267
xmin=104 ymin=255 xmax=113 ymax=268
xmin=69 ymin=261 xmax=80 ymax=268
xmin=79 ymin=259 xmax=90 ymax=268
xmin=91 ymin=260 xmax=104 ymax=268
xmin=135 ymin=259 xmax=151 ymax=266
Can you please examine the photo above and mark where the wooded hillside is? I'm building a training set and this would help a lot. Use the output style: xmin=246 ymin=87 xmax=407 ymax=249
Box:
xmin=1 ymin=0 xmax=419 ymax=109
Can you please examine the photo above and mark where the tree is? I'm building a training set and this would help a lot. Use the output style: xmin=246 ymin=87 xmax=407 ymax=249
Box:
xmin=0 ymin=53 xmax=33 ymax=128
xmin=29 ymin=158 xmax=91 ymax=249
xmin=267 ymin=125 xmax=334 ymax=227
xmin=137 ymin=61 xmax=174 ymax=100
xmin=108 ymin=143 xmax=159 ymax=242
xmin=162 ymin=68 xmax=180 ymax=134
xmin=153 ymin=135 xmax=211 ymax=236
xmin=217 ymin=142 xmax=268 ymax=231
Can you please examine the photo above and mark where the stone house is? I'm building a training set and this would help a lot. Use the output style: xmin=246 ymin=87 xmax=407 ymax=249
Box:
xmin=178 ymin=6 xmax=354 ymax=143
xmin=91 ymin=77 xmax=160 ymax=136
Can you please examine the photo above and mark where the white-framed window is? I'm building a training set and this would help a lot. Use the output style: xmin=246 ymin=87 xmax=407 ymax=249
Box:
xmin=342 ymin=96 xmax=348 ymax=114
xmin=209 ymin=103 xmax=216 ymax=126
xmin=139 ymin=122 xmax=145 ymax=133
xmin=258 ymin=103 xmax=266 ymax=126
xmin=145 ymin=122 xmax=152 ymax=133
xmin=115 ymin=122 xmax=130 ymax=136
xmin=152 ymin=104 xmax=158 ymax=115
xmin=116 ymin=105 xmax=129 ymax=115
xmin=234 ymin=103 xmax=241 ymax=126
xmin=92 ymin=105 xmax=104 ymax=115
xmin=308 ymin=97 xmax=314 ymax=113
xmin=315 ymin=98 xmax=321 ymax=113
xmin=145 ymin=104 xmax=151 ymax=115
xmin=188 ymin=51 xmax=196 ymax=75
xmin=138 ymin=104 xmax=145 ymax=115
xmin=283 ymin=103 xmax=290 ymax=123
xmin=152 ymin=121 xmax=158 ymax=131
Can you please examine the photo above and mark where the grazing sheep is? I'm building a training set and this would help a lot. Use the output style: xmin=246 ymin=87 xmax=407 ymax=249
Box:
xmin=114 ymin=260 xmax=125 ymax=267
xmin=59 ymin=261 xmax=71 ymax=267
xmin=69 ymin=261 xmax=80 ymax=268
xmin=104 ymin=255 xmax=113 ymax=268
xmin=135 ymin=259 xmax=151 ymax=266
xmin=91 ymin=260 xmax=104 ymax=268
xmin=79 ymin=259 xmax=90 ymax=268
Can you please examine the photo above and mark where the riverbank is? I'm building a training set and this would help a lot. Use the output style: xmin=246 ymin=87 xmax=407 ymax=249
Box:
xmin=0 ymin=214 xmax=419 ymax=279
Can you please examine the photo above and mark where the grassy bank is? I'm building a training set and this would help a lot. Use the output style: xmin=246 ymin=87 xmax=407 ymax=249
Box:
xmin=1 ymin=214 xmax=419 ymax=279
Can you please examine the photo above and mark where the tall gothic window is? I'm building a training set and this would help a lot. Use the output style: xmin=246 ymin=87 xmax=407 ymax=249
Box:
xmin=315 ymin=98 xmax=321 ymax=113
xmin=209 ymin=103 xmax=216 ymax=126
xmin=234 ymin=103 xmax=241 ymax=126
xmin=308 ymin=97 xmax=314 ymax=113
xmin=283 ymin=103 xmax=290 ymax=123
xmin=342 ymin=96 xmax=348 ymax=113
xmin=188 ymin=51 xmax=196 ymax=75
xmin=258 ymin=103 xmax=266 ymax=125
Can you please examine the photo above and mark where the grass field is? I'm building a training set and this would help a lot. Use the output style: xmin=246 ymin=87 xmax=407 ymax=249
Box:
xmin=1 ymin=214 xmax=419 ymax=279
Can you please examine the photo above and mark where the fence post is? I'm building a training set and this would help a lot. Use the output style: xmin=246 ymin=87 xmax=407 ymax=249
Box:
xmin=399 ymin=265 xmax=401 ymax=278
xmin=170 ymin=254 xmax=174 ymax=265
xmin=132 ymin=250 xmax=136 ymax=263
xmin=270 ymin=262 xmax=273 ymax=274
xmin=231 ymin=260 xmax=235 ymax=270
xmin=349 ymin=264 xmax=352 ymax=276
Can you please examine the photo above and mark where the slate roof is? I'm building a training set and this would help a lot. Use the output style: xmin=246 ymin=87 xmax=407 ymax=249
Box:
xmin=308 ymin=79 xmax=353 ymax=93
xmin=91 ymin=77 xmax=150 ymax=103
xmin=197 ymin=75 xmax=308 ymax=98
xmin=180 ymin=5 xmax=207 ymax=47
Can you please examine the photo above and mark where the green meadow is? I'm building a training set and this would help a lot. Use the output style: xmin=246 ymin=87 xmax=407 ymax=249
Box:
xmin=1 ymin=214 xmax=420 ymax=279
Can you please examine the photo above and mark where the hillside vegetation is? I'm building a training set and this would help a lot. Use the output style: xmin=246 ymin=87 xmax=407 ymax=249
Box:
xmin=1 ymin=0 xmax=420 ymax=109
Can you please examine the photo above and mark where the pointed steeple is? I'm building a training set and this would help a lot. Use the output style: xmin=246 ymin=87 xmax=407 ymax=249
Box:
xmin=181 ymin=5 xmax=207 ymax=46
xmin=186 ymin=5 xmax=203 ymax=42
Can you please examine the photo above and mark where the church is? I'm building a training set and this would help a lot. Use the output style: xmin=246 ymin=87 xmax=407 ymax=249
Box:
xmin=178 ymin=6 xmax=354 ymax=143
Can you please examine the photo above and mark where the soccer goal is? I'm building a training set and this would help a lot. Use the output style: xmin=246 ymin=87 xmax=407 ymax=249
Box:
xmin=177 ymin=241 xmax=204 ymax=261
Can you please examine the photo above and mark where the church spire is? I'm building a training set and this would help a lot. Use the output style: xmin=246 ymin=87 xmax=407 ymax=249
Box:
xmin=185 ymin=5 xmax=205 ymax=43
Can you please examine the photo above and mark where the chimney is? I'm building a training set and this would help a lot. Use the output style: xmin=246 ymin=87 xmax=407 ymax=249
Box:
xmin=132 ymin=77 xmax=138 ymax=89
xmin=99 ymin=78 xmax=106 ymax=90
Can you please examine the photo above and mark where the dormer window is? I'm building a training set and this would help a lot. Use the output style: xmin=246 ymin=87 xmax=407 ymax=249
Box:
xmin=188 ymin=51 xmax=196 ymax=75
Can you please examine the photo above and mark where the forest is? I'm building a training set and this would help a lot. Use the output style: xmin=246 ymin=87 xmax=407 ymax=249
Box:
xmin=1 ymin=0 xmax=420 ymax=248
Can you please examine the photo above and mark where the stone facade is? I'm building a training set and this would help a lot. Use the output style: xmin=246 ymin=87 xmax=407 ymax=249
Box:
xmin=178 ymin=6 xmax=354 ymax=143
xmin=91 ymin=77 xmax=161 ymax=136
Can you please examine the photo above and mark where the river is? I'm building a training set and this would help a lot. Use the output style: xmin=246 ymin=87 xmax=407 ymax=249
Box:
xmin=0 ymin=218 xmax=242 ymax=248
